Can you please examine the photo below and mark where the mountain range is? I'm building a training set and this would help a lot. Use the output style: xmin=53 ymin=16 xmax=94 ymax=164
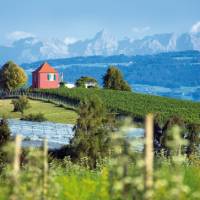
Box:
xmin=1 ymin=30 xmax=200 ymax=64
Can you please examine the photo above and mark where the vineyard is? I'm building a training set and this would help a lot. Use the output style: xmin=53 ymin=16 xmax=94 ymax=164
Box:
xmin=33 ymin=88 xmax=200 ymax=124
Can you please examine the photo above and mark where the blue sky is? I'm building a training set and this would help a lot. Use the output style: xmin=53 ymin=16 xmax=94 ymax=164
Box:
xmin=0 ymin=0 xmax=200 ymax=44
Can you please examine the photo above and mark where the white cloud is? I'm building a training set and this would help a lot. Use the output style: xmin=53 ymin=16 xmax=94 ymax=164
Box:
xmin=132 ymin=26 xmax=151 ymax=34
xmin=6 ymin=31 xmax=35 ymax=42
xmin=64 ymin=37 xmax=77 ymax=45
xmin=191 ymin=22 xmax=200 ymax=34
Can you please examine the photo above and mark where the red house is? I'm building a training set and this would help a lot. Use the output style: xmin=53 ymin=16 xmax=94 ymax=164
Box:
xmin=32 ymin=62 xmax=60 ymax=89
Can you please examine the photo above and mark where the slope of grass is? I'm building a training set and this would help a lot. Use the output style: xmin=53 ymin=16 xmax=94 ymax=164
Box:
xmin=0 ymin=99 xmax=78 ymax=124
xmin=35 ymin=88 xmax=200 ymax=124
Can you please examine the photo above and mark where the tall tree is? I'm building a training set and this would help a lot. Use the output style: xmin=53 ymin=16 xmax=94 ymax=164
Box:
xmin=103 ymin=66 xmax=131 ymax=91
xmin=70 ymin=95 xmax=113 ymax=168
xmin=0 ymin=61 xmax=27 ymax=91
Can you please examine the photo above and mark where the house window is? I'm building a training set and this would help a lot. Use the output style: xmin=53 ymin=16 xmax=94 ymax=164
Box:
xmin=47 ymin=73 xmax=56 ymax=81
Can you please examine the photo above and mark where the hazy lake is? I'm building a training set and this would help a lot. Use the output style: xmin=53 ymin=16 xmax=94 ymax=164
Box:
xmin=8 ymin=119 xmax=74 ymax=149
xmin=8 ymin=119 xmax=144 ymax=149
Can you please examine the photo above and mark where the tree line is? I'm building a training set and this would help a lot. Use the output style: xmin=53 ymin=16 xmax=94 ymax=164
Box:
xmin=0 ymin=60 xmax=131 ymax=92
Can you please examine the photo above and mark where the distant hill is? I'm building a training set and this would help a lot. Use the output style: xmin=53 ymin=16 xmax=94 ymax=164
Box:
xmin=1 ymin=29 xmax=200 ymax=64
xmin=22 ymin=50 xmax=200 ymax=88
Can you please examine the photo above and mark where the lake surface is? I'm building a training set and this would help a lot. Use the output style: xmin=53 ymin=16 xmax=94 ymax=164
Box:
xmin=8 ymin=119 xmax=74 ymax=149
xmin=8 ymin=119 xmax=144 ymax=149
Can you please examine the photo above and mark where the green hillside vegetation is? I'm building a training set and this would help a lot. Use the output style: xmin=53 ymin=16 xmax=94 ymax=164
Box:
xmin=33 ymin=88 xmax=200 ymax=125
xmin=0 ymin=99 xmax=78 ymax=124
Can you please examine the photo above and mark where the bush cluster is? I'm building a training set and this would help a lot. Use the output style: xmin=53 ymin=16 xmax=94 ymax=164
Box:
xmin=12 ymin=95 xmax=30 ymax=114
xmin=21 ymin=113 xmax=47 ymax=122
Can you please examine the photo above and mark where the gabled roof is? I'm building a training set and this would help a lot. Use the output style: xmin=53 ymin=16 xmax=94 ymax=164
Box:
xmin=33 ymin=62 xmax=57 ymax=73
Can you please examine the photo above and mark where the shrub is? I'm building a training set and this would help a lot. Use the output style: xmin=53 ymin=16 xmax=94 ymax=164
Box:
xmin=11 ymin=96 xmax=30 ymax=114
xmin=21 ymin=113 xmax=47 ymax=122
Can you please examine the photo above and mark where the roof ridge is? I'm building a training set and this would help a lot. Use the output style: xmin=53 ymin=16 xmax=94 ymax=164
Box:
xmin=33 ymin=62 xmax=57 ymax=73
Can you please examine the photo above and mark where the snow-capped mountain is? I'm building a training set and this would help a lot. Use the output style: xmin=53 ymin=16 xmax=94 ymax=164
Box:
xmin=1 ymin=29 xmax=200 ymax=64
xmin=0 ymin=37 xmax=69 ymax=64
xmin=68 ymin=30 xmax=118 ymax=57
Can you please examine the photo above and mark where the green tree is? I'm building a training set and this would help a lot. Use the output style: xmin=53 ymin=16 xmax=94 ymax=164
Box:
xmin=103 ymin=66 xmax=131 ymax=91
xmin=0 ymin=61 xmax=27 ymax=91
xmin=70 ymin=95 xmax=112 ymax=168
xmin=75 ymin=76 xmax=98 ymax=88
xmin=12 ymin=96 xmax=30 ymax=115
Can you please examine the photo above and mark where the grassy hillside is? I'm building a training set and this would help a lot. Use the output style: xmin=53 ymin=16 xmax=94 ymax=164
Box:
xmin=34 ymin=88 xmax=200 ymax=124
xmin=0 ymin=99 xmax=78 ymax=124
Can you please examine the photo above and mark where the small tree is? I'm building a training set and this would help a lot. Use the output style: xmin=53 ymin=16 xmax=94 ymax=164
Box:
xmin=0 ymin=61 xmax=27 ymax=91
xmin=103 ymin=66 xmax=131 ymax=91
xmin=75 ymin=76 xmax=98 ymax=88
xmin=12 ymin=96 xmax=30 ymax=115
xmin=70 ymin=95 xmax=112 ymax=168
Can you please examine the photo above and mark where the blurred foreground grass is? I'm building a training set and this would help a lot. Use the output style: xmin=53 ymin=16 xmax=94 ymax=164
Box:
xmin=0 ymin=157 xmax=200 ymax=200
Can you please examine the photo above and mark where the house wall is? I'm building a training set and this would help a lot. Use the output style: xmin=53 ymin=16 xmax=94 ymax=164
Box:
xmin=38 ymin=72 xmax=59 ymax=89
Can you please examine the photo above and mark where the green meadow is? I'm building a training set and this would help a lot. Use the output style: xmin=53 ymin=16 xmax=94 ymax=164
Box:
xmin=0 ymin=99 xmax=78 ymax=124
